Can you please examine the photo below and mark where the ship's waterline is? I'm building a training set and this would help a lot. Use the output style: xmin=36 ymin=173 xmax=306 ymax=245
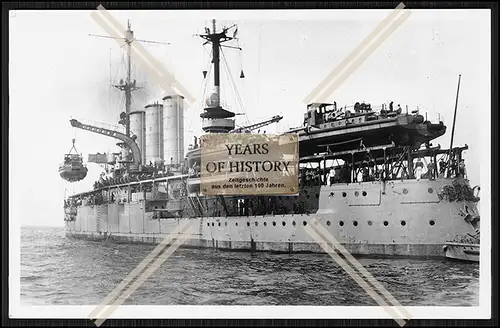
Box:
xmin=66 ymin=231 xmax=453 ymax=258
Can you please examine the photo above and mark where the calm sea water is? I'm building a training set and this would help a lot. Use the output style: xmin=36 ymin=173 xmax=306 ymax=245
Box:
xmin=21 ymin=226 xmax=480 ymax=306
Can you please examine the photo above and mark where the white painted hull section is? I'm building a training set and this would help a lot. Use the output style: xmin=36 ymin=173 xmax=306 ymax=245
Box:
xmin=64 ymin=179 xmax=478 ymax=259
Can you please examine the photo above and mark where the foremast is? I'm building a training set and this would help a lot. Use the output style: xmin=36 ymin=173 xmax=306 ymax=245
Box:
xmin=113 ymin=20 xmax=141 ymax=138
xmin=88 ymin=19 xmax=169 ymax=172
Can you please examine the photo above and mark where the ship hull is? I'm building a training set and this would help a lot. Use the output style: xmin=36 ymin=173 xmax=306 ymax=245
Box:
xmin=64 ymin=178 xmax=479 ymax=259
xmin=66 ymin=229 xmax=448 ymax=258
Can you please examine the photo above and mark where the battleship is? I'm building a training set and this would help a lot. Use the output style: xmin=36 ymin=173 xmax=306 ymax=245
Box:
xmin=62 ymin=19 xmax=480 ymax=261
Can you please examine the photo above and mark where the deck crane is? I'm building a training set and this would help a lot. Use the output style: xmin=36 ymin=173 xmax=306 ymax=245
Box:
xmin=230 ymin=115 xmax=283 ymax=134
xmin=69 ymin=119 xmax=142 ymax=171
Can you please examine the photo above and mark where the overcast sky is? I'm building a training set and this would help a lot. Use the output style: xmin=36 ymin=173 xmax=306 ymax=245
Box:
xmin=9 ymin=9 xmax=490 ymax=227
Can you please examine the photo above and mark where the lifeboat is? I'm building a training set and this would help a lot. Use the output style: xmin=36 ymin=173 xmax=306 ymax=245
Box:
xmin=59 ymin=139 xmax=88 ymax=183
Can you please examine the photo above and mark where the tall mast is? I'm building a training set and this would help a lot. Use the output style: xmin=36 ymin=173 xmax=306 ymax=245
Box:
xmin=126 ymin=20 xmax=132 ymax=136
xmin=212 ymin=19 xmax=221 ymax=107
xmin=198 ymin=19 xmax=239 ymax=133
xmin=448 ymin=74 xmax=461 ymax=159
xmin=89 ymin=19 xmax=170 ymax=170
xmin=119 ymin=19 xmax=136 ymax=138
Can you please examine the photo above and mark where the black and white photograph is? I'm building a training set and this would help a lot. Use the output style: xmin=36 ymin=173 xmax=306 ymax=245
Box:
xmin=8 ymin=4 xmax=492 ymax=324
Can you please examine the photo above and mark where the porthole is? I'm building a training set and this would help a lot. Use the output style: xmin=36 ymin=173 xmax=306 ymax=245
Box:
xmin=207 ymin=223 xmax=210 ymax=227
xmin=367 ymin=220 xmax=373 ymax=226
xmin=255 ymin=222 xmax=258 ymax=227
xmin=303 ymin=221 xmax=307 ymax=226
xmin=292 ymin=221 xmax=296 ymax=226
xmin=282 ymin=221 xmax=286 ymax=226
xmin=272 ymin=221 xmax=276 ymax=226
xmin=246 ymin=222 xmax=250 ymax=227
xmin=264 ymin=222 xmax=267 ymax=226
xmin=353 ymin=221 xmax=358 ymax=226
xmin=401 ymin=220 xmax=406 ymax=226
xmin=235 ymin=222 xmax=238 ymax=226
xmin=218 ymin=222 xmax=221 ymax=227
xmin=383 ymin=221 xmax=389 ymax=226
xmin=329 ymin=192 xmax=334 ymax=197
xmin=339 ymin=221 xmax=344 ymax=226
xmin=327 ymin=221 xmax=331 ymax=226
xmin=225 ymin=222 xmax=227 ymax=227
xmin=362 ymin=191 xmax=367 ymax=197
xmin=212 ymin=222 xmax=215 ymax=226
xmin=403 ymin=189 xmax=408 ymax=194
xmin=429 ymin=220 xmax=435 ymax=226
xmin=342 ymin=192 xmax=347 ymax=197
xmin=354 ymin=191 xmax=359 ymax=197
xmin=428 ymin=188 xmax=433 ymax=194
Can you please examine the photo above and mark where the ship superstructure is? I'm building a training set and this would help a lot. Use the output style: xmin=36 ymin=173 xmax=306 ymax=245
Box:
xmin=63 ymin=19 xmax=480 ymax=260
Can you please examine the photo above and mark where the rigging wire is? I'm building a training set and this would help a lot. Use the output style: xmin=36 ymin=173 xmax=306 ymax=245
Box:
xmin=201 ymin=50 xmax=213 ymax=109
xmin=220 ymin=49 xmax=241 ymax=128
xmin=256 ymin=22 xmax=263 ymax=114
xmin=220 ymin=55 xmax=245 ymax=130
xmin=220 ymin=49 xmax=231 ymax=110
xmin=220 ymin=46 xmax=249 ymax=125
xmin=109 ymin=47 xmax=112 ymax=113
xmin=187 ymin=45 xmax=213 ymax=136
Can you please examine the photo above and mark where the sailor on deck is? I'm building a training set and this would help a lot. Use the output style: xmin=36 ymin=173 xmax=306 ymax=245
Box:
xmin=415 ymin=158 xmax=424 ymax=180
xmin=439 ymin=158 xmax=447 ymax=177
xmin=458 ymin=159 xmax=467 ymax=178
xmin=427 ymin=160 xmax=436 ymax=180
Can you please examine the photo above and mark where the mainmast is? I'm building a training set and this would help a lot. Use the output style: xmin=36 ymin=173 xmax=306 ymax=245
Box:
xmin=114 ymin=20 xmax=140 ymax=138
xmin=89 ymin=19 xmax=170 ymax=171
xmin=198 ymin=19 xmax=239 ymax=134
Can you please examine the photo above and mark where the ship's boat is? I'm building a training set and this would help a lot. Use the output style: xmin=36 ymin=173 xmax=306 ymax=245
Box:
xmin=297 ymin=102 xmax=447 ymax=157
xmin=59 ymin=139 xmax=88 ymax=183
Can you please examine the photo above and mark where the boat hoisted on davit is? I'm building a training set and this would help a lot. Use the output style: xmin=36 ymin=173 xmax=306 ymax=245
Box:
xmin=59 ymin=138 xmax=88 ymax=182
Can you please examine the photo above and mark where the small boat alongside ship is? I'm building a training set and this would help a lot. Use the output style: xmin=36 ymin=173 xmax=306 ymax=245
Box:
xmin=443 ymin=241 xmax=480 ymax=263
